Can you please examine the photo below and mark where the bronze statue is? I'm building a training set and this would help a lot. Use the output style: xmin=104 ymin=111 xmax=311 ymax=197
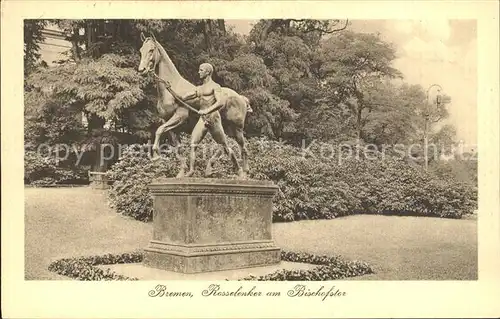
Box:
xmin=137 ymin=33 xmax=250 ymax=178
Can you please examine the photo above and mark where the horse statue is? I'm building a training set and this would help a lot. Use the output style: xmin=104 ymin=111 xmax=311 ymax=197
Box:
xmin=137 ymin=32 xmax=251 ymax=178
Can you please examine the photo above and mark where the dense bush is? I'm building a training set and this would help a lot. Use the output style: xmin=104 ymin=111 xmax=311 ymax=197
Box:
xmin=24 ymin=150 xmax=89 ymax=186
xmin=247 ymin=139 xmax=359 ymax=221
xmin=47 ymin=250 xmax=373 ymax=281
xmin=328 ymin=156 xmax=478 ymax=218
xmin=430 ymin=159 xmax=478 ymax=186
xmin=107 ymin=136 xmax=359 ymax=222
xmin=107 ymin=136 xmax=478 ymax=222
xmin=107 ymin=143 xmax=181 ymax=222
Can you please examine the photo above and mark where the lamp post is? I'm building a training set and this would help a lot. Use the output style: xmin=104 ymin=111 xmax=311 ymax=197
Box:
xmin=424 ymin=84 xmax=443 ymax=171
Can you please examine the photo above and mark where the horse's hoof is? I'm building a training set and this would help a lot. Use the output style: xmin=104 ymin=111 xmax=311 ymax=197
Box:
xmin=151 ymin=155 xmax=161 ymax=162
xmin=205 ymin=169 xmax=220 ymax=177
xmin=184 ymin=170 xmax=194 ymax=177
xmin=176 ymin=171 xmax=185 ymax=178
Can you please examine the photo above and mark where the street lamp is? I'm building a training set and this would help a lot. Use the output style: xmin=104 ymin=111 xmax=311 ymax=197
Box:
xmin=424 ymin=84 xmax=443 ymax=171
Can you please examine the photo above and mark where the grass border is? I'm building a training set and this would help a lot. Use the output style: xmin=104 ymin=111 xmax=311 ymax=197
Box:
xmin=48 ymin=250 xmax=374 ymax=281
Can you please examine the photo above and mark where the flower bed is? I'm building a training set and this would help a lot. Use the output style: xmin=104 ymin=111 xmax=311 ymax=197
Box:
xmin=48 ymin=250 xmax=373 ymax=281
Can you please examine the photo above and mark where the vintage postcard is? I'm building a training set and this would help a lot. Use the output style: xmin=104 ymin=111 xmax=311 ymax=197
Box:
xmin=2 ymin=0 xmax=499 ymax=318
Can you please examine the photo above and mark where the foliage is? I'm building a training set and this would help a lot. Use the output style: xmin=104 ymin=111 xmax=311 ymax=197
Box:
xmin=24 ymin=150 xmax=89 ymax=185
xmin=428 ymin=124 xmax=458 ymax=161
xmin=250 ymin=27 xmax=320 ymax=138
xmin=430 ymin=158 xmax=478 ymax=186
xmin=330 ymin=156 xmax=478 ymax=218
xmin=107 ymin=136 xmax=359 ymax=222
xmin=24 ymin=53 xmax=155 ymax=168
xmin=108 ymin=136 xmax=477 ymax=222
xmin=247 ymin=139 xmax=359 ymax=221
xmin=24 ymin=91 xmax=85 ymax=147
xmin=25 ymin=19 xmax=470 ymax=213
xmin=362 ymin=82 xmax=426 ymax=146
xmin=27 ymin=54 xmax=149 ymax=121
xmin=318 ymin=31 xmax=403 ymax=140
xmin=242 ymin=250 xmax=373 ymax=281
xmin=25 ymin=19 xmax=455 ymax=149
xmin=107 ymin=143 xmax=181 ymax=222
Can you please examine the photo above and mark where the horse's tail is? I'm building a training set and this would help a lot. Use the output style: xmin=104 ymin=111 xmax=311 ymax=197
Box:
xmin=240 ymin=95 xmax=253 ymax=113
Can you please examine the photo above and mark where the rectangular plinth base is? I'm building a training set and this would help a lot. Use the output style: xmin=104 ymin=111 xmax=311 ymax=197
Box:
xmin=145 ymin=178 xmax=281 ymax=274
xmin=143 ymin=247 xmax=281 ymax=274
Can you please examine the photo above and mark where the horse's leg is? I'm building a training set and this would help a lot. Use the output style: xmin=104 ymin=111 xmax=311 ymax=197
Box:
xmin=234 ymin=127 xmax=249 ymax=173
xmin=151 ymin=111 xmax=186 ymax=162
xmin=210 ymin=115 xmax=244 ymax=178
xmin=166 ymin=130 xmax=179 ymax=147
xmin=152 ymin=102 xmax=169 ymax=160
xmin=184 ymin=117 xmax=208 ymax=178
xmin=152 ymin=125 xmax=163 ymax=161
xmin=205 ymin=146 xmax=223 ymax=177
xmin=166 ymin=130 xmax=189 ymax=177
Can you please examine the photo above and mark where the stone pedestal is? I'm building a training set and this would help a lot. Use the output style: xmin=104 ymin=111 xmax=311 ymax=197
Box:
xmin=143 ymin=178 xmax=281 ymax=273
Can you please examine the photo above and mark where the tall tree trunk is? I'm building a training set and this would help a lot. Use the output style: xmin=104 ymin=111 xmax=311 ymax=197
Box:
xmin=87 ymin=114 xmax=106 ymax=172
xmin=217 ymin=19 xmax=226 ymax=34
xmin=86 ymin=21 xmax=93 ymax=48
xmin=353 ymin=79 xmax=364 ymax=143
xmin=70 ymin=27 xmax=81 ymax=61
xmin=202 ymin=20 xmax=212 ymax=53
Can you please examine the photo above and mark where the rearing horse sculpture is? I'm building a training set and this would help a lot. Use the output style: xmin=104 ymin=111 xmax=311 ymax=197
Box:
xmin=137 ymin=33 xmax=250 ymax=177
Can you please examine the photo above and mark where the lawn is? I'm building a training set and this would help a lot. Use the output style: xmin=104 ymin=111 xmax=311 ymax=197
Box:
xmin=25 ymin=187 xmax=477 ymax=280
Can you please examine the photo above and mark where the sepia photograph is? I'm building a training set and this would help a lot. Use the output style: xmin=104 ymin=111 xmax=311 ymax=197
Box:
xmin=2 ymin=1 xmax=499 ymax=318
xmin=23 ymin=18 xmax=478 ymax=281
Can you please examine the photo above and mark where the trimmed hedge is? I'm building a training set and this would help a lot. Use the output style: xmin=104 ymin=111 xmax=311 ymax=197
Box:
xmin=107 ymin=136 xmax=478 ymax=222
xmin=47 ymin=250 xmax=373 ymax=281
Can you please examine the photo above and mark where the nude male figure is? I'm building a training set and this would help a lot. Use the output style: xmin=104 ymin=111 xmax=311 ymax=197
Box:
xmin=177 ymin=63 xmax=244 ymax=178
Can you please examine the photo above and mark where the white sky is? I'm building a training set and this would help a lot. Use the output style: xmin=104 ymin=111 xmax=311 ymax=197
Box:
xmin=228 ymin=20 xmax=477 ymax=145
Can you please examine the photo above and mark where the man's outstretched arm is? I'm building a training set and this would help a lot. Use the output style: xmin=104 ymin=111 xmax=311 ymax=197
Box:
xmin=181 ymin=90 xmax=198 ymax=101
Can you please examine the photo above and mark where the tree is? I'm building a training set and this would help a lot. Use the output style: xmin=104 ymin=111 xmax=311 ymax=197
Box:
xmin=250 ymin=19 xmax=348 ymax=48
xmin=362 ymin=83 xmax=427 ymax=146
xmin=319 ymin=31 xmax=403 ymax=142
xmin=25 ymin=52 xmax=152 ymax=171
xmin=24 ymin=20 xmax=48 ymax=76
xmin=428 ymin=124 xmax=457 ymax=162
xmin=24 ymin=90 xmax=84 ymax=148
xmin=248 ymin=21 xmax=331 ymax=139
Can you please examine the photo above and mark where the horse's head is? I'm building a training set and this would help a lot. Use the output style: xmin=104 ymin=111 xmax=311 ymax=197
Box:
xmin=138 ymin=32 xmax=159 ymax=75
